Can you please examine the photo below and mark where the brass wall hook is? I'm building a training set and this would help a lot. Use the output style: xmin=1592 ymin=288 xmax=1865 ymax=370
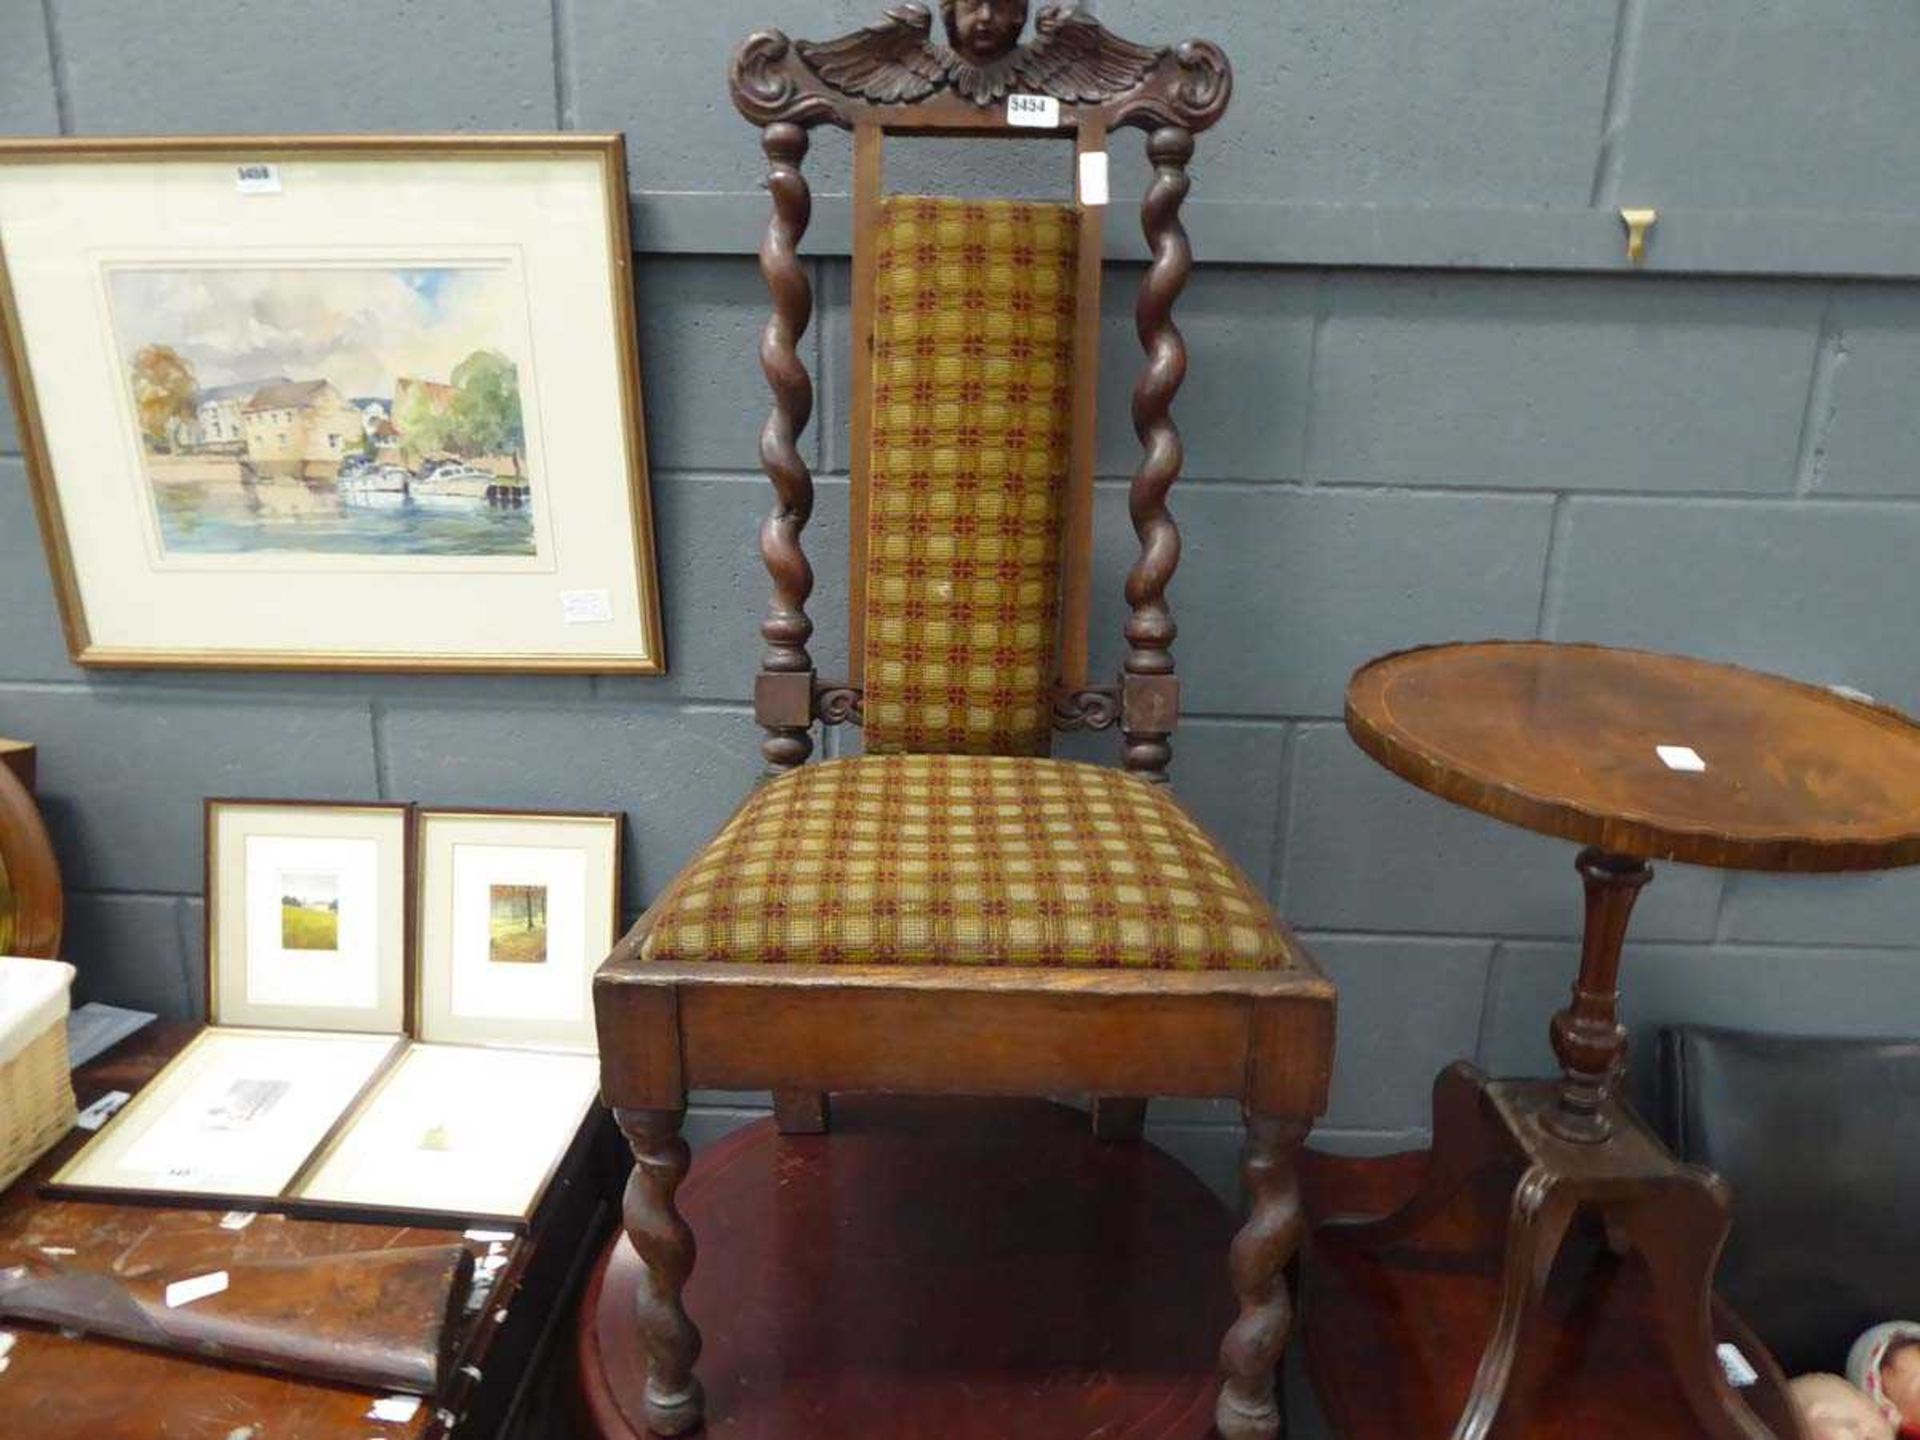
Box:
xmin=1620 ymin=207 xmax=1657 ymax=265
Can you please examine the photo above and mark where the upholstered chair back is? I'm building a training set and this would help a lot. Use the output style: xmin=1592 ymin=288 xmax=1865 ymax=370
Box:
xmin=731 ymin=3 xmax=1233 ymax=783
xmin=861 ymin=195 xmax=1079 ymax=757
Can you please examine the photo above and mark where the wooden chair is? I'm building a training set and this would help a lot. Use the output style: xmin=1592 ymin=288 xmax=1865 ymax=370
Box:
xmin=0 ymin=740 xmax=61 ymax=959
xmin=594 ymin=7 xmax=1336 ymax=1437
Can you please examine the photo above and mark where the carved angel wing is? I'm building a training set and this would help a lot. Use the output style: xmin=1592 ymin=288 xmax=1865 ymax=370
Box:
xmin=1013 ymin=6 xmax=1165 ymax=103
xmin=795 ymin=3 xmax=948 ymax=105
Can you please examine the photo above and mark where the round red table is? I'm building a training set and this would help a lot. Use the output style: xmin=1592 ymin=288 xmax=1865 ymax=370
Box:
xmin=575 ymin=1096 xmax=1237 ymax=1439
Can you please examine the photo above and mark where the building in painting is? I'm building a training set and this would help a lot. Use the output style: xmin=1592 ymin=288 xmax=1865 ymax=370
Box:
xmin=242 ymin=379 xmax=365 ymax=479
xmin=353 ymin=397 xmax=403 ymax=461
xmin=195 ymin=377 xmax=287 ymax=452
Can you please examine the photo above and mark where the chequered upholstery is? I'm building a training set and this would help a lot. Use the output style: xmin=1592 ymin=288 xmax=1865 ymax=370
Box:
xmin=861 ymin=196 xmax=1078 ymax=757
xmin=640 ymin=754 xmax=1295 ymax=971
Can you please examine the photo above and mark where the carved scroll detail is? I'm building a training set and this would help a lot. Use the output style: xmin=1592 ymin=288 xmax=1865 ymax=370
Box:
xmin=815 ymin=683 xmax=865 ymax=726
xmin=1051 ymin=686 xmax=1120 ymax=732
xmin=616 ymin=1108 xmax=705 ymax=1437
xmin=1111 ymin=39 xmax=1233 ymax=132
xmin=731 ymin=29 xmax=855 ymax=128
xmin=1121 ymin=126 xmax=1194 ymax=783
xmin=1216 ymin=1117 xmax=1307 ymax=1440
xmin=727 ymin=4 xmax=1230 ymax=130
xmin=757 ymin=122 xmax=818 ymax=774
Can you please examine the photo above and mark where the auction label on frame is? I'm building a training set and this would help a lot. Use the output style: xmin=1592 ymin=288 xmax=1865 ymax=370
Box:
xmin=233 ymin=163 xmax=282 ymax=195
xmin=561 ymin=588 xmax=614 ymax=625
xmin=1006 ymin=93 xmax=1060 ymax=128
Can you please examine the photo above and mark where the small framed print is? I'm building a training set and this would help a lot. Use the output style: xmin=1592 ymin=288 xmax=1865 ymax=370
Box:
xmin=207 ymin=800 xmax=411 ymax=1033
xmin=291 ymin=1043 xmax=600 ymax=1225
xmin=415 ymin=809 xmax=621 ymax=1052
xmin=52 ymin=1027 xmax=400 ymax=1204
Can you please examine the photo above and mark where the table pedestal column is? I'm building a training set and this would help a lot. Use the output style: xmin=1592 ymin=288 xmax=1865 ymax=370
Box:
xmin=1318 ymin=850 xmax=1783 ymax=1440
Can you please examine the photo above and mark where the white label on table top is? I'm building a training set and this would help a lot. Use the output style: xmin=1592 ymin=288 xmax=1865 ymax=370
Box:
xmin=464 ymin=1228 xmax=515 ymax=1243
xmin=368 ymin=1395 xmax=423 ymax=1423
xmin=219 ymin=1211 xmax=258 ymax=1231
xmin=164 ymin=1271 xmax=229 ymax=1309
xmin=1078 ymin=150 xmax=1110 ymax=207
xmin=560 ymin=588 xmax=613 ymax=625
xmin=1829 ymin=683 xmax=1877 ymax=705
xmin=74 ymin=1090 xmax=131 ymax=1132
xmin=1006 ymin=93 xmax=1060 ymax=128
xmin=1655 ymin=744 xmax=1707 ymax=773
xmin=1716 ymin=1342 xmax=1759 ymax=1388
xmin=0 ymin=1332 xmax=15 ymax=1359
xmin=234 ymin=163 xmax=281 ymax=195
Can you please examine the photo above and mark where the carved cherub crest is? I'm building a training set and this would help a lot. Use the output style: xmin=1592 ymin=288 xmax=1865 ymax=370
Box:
xmin=796 ymin=1 xmax=1165 ymax=108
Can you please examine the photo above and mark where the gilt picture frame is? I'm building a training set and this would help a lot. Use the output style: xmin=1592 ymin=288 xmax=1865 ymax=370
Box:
xmin=0 ymin=135 xmax=664 ymax=673
xmin=414 ymin=807 xmax=622 ymax=1053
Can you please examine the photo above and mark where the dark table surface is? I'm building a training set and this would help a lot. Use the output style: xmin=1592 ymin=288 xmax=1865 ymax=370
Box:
xmin=0 ymin=1020 xmax=619 ymax=1440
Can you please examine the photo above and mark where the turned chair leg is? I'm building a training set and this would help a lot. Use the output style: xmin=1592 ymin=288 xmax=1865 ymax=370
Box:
xmin=774 ymin=1089 xmax=831 ymax=1135
xmin=1217 ymin=1115 xmax=1309 ymax=1440
xmin=1092 ymin=1096 xmax=1149 ymax=1142
xmin=615 ymin=1107 xmax=706 ymax=1436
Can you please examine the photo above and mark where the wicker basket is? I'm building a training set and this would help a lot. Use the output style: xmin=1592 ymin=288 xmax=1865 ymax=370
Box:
xmin=0 ymin=956 xmax=76 ymax=1191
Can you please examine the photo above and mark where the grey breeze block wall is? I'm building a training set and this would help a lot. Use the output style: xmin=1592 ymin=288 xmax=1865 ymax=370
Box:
xmin=6 ymin=0 xmax=1920 ymax=1200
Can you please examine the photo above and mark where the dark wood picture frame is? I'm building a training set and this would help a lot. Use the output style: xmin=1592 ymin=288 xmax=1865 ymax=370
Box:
xmin=412 ymin=805 xmax=626 ymax=1052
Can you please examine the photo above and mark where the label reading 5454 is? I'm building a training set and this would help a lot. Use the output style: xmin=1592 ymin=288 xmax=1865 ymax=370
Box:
xmin=1005 ymin=93 xmax=1060 ymax=128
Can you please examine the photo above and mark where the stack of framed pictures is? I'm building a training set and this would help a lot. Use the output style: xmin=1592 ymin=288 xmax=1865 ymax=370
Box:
xmin=49 ymin=800 xmax=620 ymax=1229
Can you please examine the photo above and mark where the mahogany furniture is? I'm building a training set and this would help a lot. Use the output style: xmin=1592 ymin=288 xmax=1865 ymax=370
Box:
xmin=0 ymin=1021 xmax=622 ymax=1439
xmin=1303 ymin=1146 xmax=1808 ymax=1440
xmin=593 ymin=7 xmax=1335 ymax=1438
xmin=575 ymin=1097 xmax=1239 ymax=1439
xmin=1313 ymin=640 xmax=1920 ymax=1440
xmin=0 ymin=737 xmax=61 ymax=958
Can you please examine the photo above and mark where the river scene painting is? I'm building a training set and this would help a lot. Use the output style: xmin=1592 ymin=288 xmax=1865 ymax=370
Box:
xmin=104 ymin=264 xmax=537 ymax=558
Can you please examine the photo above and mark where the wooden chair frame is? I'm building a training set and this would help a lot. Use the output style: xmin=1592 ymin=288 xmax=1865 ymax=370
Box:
xmin=595 ymin=10 xmax=1335 ymax=1439
xmin=0 ymin=742 xmax=62 ymax=958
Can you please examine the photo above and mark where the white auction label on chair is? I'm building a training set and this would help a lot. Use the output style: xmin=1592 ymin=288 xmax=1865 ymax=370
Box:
xmin=1078 ymin=151 xmax=1110 ymax=206
xmin=1006 ymin=93 xmax=1060 ymax=127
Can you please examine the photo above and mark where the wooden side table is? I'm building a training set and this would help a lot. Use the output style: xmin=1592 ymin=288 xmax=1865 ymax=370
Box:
xmin=1315 ymin=641 xmax=1920 ymax=1440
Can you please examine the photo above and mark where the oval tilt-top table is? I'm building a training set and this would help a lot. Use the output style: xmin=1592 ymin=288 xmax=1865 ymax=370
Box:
xmin=1309 ymin=641 xmax=1920 ymax=1440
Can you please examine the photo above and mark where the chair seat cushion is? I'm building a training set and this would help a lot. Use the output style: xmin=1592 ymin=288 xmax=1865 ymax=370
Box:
xmin=640 ymin=754 xmax=1296 ymax=971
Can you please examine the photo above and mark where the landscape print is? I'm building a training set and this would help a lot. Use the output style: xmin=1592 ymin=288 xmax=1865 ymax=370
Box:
xmin=104 ymin=264 xmax=536 ymax=558
xmin=488 ymin=882 xmax=549 ymax=965
xmin=279 ymin=870 xmax=341 ymax=952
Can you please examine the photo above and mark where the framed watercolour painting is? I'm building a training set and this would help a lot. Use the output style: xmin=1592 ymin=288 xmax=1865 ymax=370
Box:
xmin=206 ymin=799 xmax=411 ymax=1034
xmin=0 ymin=136 xmax=663 ymax=672
xmin=415 ymin=808 xmax=621 ymax=1053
